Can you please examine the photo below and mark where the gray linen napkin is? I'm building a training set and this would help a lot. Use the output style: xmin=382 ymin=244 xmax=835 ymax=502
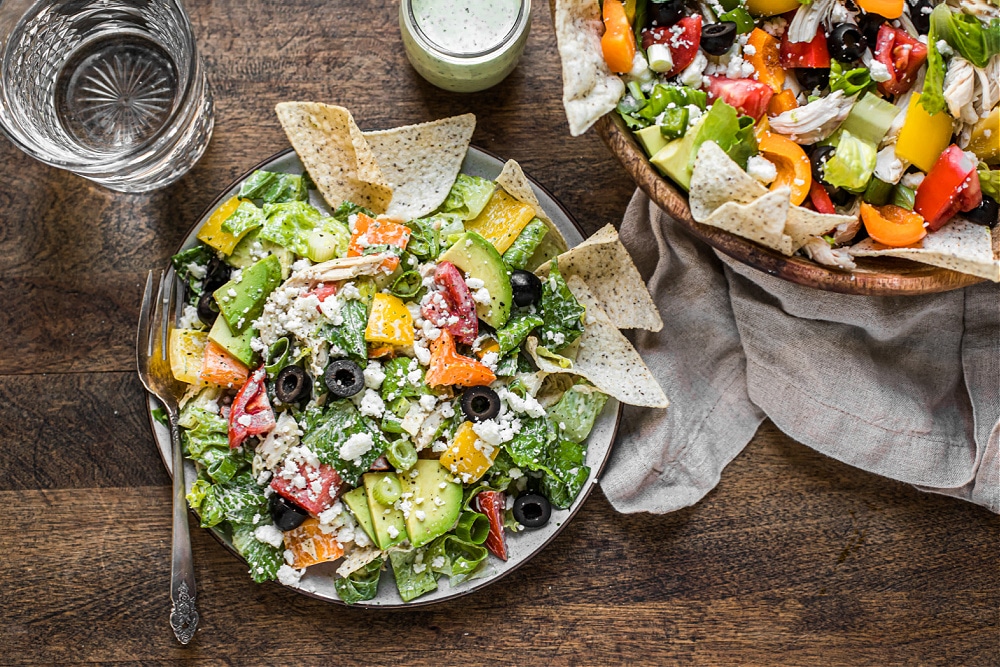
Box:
xmin=601 ymin=190 xmax=1000 ymax=514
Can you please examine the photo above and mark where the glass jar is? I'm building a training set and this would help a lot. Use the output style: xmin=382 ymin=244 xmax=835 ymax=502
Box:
xmin=399 ymin=0 xmax=532 ymax=93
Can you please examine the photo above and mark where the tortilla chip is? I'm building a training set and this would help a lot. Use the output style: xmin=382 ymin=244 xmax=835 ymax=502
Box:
xmin=526 ymin=276 xmax=668 ymax=408
xmin=689 ymin=141 xmax=768 ymax=220
xmin=495 ymin=159 xmax=568 ymax=266
xmin=850 ymin=218 xmax=1000 ymax=282
xmin=554 ymin=0 xmax=626 ymax=136
xmin=538 ymin=224 xmax=663 ymax=331
xmin=275 ymin=102 xmax=393 ymax=214
xmin=704 ymin=188 xmax=795 ymax=255
xmin=363 ymin=114 xmax=476 ymax=220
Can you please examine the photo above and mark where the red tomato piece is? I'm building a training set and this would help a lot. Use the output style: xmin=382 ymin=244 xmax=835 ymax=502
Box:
xmin=809 ymin=181 xmax=837 ymax=215
xmin=305 ymin=282 xmax=339 ymax=313
xmin=873 ymin=25 xmax=927 ymax=97
xmin=914 ymin=146 xmax=983 ymax=231
xmin=228 ymin=366 xmax=275 ymax=449
xmin=642 ymin=15 xmax=702 ymax=78
xmin=779 ymin=28 xmax=830 ymax=69
xmin=420 ymin=261 xmax=479 ymax=346
xmin=476 ymin=490 xmax=508 ymax=561
xmin=706 ymin=76 xmax=774 ymax=120
xmin=270 ymin=462 xmax=343 ymax=516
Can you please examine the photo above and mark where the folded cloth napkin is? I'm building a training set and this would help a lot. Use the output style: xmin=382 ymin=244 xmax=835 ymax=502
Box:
xmin=601 ymin=190 xmax=1000 ymax=514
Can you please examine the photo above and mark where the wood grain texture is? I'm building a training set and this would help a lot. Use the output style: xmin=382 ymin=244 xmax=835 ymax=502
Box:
xmin=0 ymin=0 xmax=995 ymax=664
xmin=596 ymin=114 xmax=987 ymax=295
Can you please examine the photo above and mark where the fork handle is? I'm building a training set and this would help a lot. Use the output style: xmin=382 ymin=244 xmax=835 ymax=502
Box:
xmin=169 ymin=417 xmax=198 ymax=645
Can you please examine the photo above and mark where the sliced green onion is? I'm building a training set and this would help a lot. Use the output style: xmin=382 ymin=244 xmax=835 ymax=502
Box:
xmin=387 ymin=439 xmax=418 ymax=471
xmin=372 ymin=475 xmax=402 ymax=505
xmin=389 ymin=270 xmax=422 ymax=299
xmin=264 ymin=337 xmax=291 ymax=376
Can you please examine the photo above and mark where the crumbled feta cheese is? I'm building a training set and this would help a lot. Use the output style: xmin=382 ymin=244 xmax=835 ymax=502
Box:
xmin=869 ymin=60 xmax=891 ymax=82
xmin=254 ymin=524 xmax=284 ymax=548
xmin=746 ymin=155 xmax=778 ymax=185
xmin=678 ymin=50 xmax=707 ymax=89
xmin=465 ymin=277 xmax=485 ymax=290
xmin=472 ymin=287 xmax=491 ymax=305
xmin=386 ymin=525 xmax=400 ymax=539
xmin=339 ymin=432 xmax=374 ymax=462
xmin=418 ymin=394 xmax=438 ymax=411
xmin=277 ymin=565 xmax=304 ymax=587
xmin=363 ymin=360 xmax=385 ymax=390
xmin=236 ymin=414 xmax=252 ymax=427
xmin=359 ymin=389 xmax=386 ymax=419
xmin=178 ymin=304 xmax=202 ymax=329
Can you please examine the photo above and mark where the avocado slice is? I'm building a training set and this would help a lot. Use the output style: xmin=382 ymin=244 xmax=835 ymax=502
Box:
xmin=229 ymin=230 xmax=294 ymax=279
xmin=636 ymin=125 xmax=668 ymax=158
xmin=207 ymin=314 xmax=257 ymax=366
xmin=438 ymin=232 xmax=513 ymax=329
xmin=363 ymin=473 xmax=407 ymax=550
xmin=342 ymin=487 xmax=376 ymax=544
xmin=649 ymin=119 xmax=702 ymax=191
xmin=399 ymin=459 xmax=463 ymax=548
xmin=213 ymin=254 xmax=282 ymax=333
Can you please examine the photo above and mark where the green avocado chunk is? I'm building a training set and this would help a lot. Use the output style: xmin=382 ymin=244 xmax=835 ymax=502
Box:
xmin=438 ymin=231 xmax=513 ymax=329
xmin=213 ymin=254 xmax=282 ymax=333
xmin=399 ymin=459 xmax=463 ymax=548
xmin=649 ymin=124 xmax=701 ymax=191
xmin=341 ymin=486 xmax=376 ymax=545
xmin=636 ymin=125 xmax=668 ymax=158
xmin=363 ymin=472 xmax=407 ymax=550
xmin=207 ymin=314 xmax=257 ymax=366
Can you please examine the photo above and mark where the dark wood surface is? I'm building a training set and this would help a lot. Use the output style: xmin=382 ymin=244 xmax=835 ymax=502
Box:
xmin=1 ymin=1 xmax=996 ymax=664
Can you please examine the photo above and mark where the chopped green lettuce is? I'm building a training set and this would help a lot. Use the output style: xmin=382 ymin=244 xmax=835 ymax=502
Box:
xmin=541 ymin=440 xmax=591 ymax=509
xmin=504 ymin=416 xmax=556 ymax=474
xmin=404 ymin=217 xmax=443 ymax=260
xmin=837 ymin=92 xmax=897 ymax=147
xmin=380 ymin=357 xmax=430 ymax=402
xmin=438 ymin=174 xmax=495 ymax=220
xmin=695 ymin=100 xmax=758 ymax=170
xmin=335 ymin=558 xmax=383 ymax=604
xmin=502 ymin=218 xmax=548 ymax=270
xmin=322 ymin=299 xmax=368 ymax=363
xmin=537 ymin=259 xmax=585 ymax=351
xmin=221 ymin=200 xmax=267 ymax=239
xmin=331 ymin=201 xmax=374 ymax=226
xmin=197 ymin=471 xmax=268 ymax=528
xmin=547 ymin=384 xmax=609 ymax=443
xmin=930 ymin=5 xmax=1000 ymax=68
xmin=171 ymin=244 xmax=216 ymax=296
xmin=232 ymin=521 xmax=284 ymax=583
xmin=426 ymin=535 xmax=488 ymax=584
xmin=822 ymin=130 xmax=876 ymax=192
xmin=388 ymin=549 xmax=438 ymax=602
xmin=238 ymin=170 xmax=309 ymax=203
xmin=185 ymin=477 xmax=212 ymax=512
xmin=496 ymin=313 xmax=544 ymax=355
xmin=259 ymin=201 xmax=350 ymax=260
xmin=302 ymin=401 xmax=388 ymax=485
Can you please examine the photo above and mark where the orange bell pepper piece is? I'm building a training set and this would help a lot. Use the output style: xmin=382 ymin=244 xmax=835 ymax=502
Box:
xmin=283 ymin=517 xmax=345 ymax=569
xmin=424 ymin=330 xmax=496 ymax=388
xmin=200 ymin=339 xmax=250 ymax=388
xmin=860 ymin=203 xmax=927 ymax=247
xmin=746 ymin=29 xmax=785 ymax=93
xmin=758 ymin=132 xmax=812 ymax=206
xmin=767 ymin=89 xmax=798 ymax=117
xmin=347 ymin=213 xmax=411 ymax=272
xmin=601 ymin=0 xmax=636 ymax=74
xmin=856 ymin=0 xmax=904 ymax=19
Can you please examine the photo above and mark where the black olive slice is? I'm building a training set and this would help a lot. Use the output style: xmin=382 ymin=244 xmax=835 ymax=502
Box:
xmin=512 ymin=493 xmax=552 ymax=528
xmin=461 ymin=386 xmax=501 ymax=422
xmin=274 ymin=365 xmax=310 ymax=403
xmin=324 ymin=359 xmax=365 ymax=399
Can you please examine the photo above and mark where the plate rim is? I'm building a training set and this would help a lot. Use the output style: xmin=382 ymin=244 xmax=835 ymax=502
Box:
xmin=145 ymin=144 xmax=624 ymax=608
xmin=596 ymin=113 xmax=986 ymax=296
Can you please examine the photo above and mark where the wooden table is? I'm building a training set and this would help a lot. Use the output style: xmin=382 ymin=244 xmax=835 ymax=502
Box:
xmin=1 ymin=2 xmax=996 ymax=664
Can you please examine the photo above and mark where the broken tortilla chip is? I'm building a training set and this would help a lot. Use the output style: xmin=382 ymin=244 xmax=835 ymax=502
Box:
xmin=363 ymin=114 xmax=476 ymax=220
xmin=526 ymin=275 xmax=668 ymax=409
xmin=495 ymin=159 xmax=568 ymax=267
xmin=554 ymin=0 xmax=626 ymax=137
xmin=704 ymin=188 xmax=794 ymax=255
xmin=850 ymin=218 xmax=1000 ymax=282
xmin=275 ymin=102 xmax=393 ymax=215
xmin=690 ymin=141 xmax=853 ymax=254
xmin=538 ymin=224 xmax=663 ymax=331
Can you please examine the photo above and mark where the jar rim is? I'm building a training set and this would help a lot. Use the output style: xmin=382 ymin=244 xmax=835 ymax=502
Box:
xmin=404 ymin=0 xmax=529 ymax=60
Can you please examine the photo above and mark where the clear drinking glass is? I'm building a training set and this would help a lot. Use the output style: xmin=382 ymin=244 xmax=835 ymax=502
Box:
xmin=0 ymin=0 xmax=213 ymax=192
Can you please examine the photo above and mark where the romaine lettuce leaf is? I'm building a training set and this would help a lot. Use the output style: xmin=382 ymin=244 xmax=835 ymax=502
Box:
xmin=179 ymin=406 xmax=228 ymax=459
xmin=504 ymin=416 xmax=556 ymax=474
xmin=931 ymin=5 xmax=1000 ymax=68
xmin=426 ymin=535 xmax=488 ymax=584
xmin=502 ymin=218 xmax=549 ymax=271
xmin=334 ymin=557 xmax=383 ymax=604
xmin=198 ymin=471 xmax=268 ymax=528
xmin=171 ymin=244 xmax=216 ymax=297
xmin=823 ymin=130 xmax=877 ymax=192
xmin=547 ymin=384 xmax=608 ymax=443
xmin=540 ymin=440 xmax=591 ymax=509
xmin=438 ymin=174 xmax=495 ymax=220
xmin=331 ymin=201 xmax=374 ymax=226
xmin=380 ymin=357 xmax=431 ymax=402
xmin=239 ymin=170 xmax=309 ymax=203
xmin=921 ymin=6 xmax=952 ymax=116
xmin=302 ymin=400 xmax=388 ymax=485
xmin=694 ymin=101 xmax=758 ymax=170
xmin=496 ymin=313 xmax=544 ymax=355
xmin=322 ymin=299 xmax=368 ymax=363
xmin=388 ymin=548 xmax=438 ymax=602
xmin=537 ymin=259 xmax=585 ymax=351
xmin=221 ymin=200 xmax=267 ymax=239
xmin=259 ymin=201 xmax=350 ymax=259
xmin=232 ymin=522 xmax=284 ymax=583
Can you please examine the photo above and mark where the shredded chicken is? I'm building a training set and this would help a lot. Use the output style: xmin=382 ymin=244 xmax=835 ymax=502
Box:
xmin=786 ymin=0 xmax=836 ymax=42
xmin=944 ymin=57 xmax=979 ymax=123
xmin=874 ymin=145 xmax=908 ymax=184
xmin=951 ymin=0 xmax=1000 ymax=19
xmin=832 ymin=215 xmax=862 ymax=245
xmin=284 ymin=253 xmax=387 ymax=288
xmin=768 ymin=90 xmax=855 ymax=144
xmin=801 ymin=236 xmax=857 ymax=271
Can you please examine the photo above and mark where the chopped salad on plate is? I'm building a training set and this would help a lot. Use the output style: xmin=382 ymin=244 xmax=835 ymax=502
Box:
xmin=160 ymin=106 xmax=667 ymax=604
xmin=554 ymin=0 xmax=999 ymax=280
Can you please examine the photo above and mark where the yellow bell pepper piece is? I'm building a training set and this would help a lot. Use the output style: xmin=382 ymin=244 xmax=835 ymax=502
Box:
xmin=895 ymin=93 xmax=955 ymax=173
xmin=364 ymin=293 xmax=415 ymax=346
xmin=465 ymin=189 xmax=536 ymax=254
xmin=967 ymin=107 xmax=999 ymax=164
xmin=169 ymin=329 xmax=208 ymax=385
xmin=196 ymin=196 xmax=243 ymax=255
xmin=440 ymin=421 xmax=497 ymax=483
xmin=745 ymin=0 xmax=800 ymax=16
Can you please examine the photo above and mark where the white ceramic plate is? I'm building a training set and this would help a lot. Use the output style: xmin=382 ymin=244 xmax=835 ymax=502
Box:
xmin=146 ymin=145 xmax=621 ymax=607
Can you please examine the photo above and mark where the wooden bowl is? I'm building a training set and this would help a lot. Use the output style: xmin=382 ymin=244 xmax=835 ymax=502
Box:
xmin=596 ymin=112 xmax=985 ymax=295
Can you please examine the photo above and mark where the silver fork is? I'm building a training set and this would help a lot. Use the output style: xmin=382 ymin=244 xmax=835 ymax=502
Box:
xmin=137 ymin=270 xmax=199 ymax=645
